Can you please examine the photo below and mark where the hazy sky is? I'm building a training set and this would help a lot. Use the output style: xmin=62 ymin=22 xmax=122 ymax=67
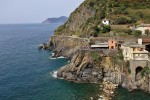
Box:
xmin=0 ymin=0 xmax=83 ymax=24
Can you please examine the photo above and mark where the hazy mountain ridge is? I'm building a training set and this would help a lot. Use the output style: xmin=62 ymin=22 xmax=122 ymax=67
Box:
xmin=42 ymin=16 xmax=68 ymax=24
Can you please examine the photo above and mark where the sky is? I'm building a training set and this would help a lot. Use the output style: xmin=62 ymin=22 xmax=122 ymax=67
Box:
xmin=0 ymin=0 xmax=83 ymax=24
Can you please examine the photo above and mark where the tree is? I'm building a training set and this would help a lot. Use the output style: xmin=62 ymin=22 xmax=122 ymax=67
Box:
xmin=125 ymin=29 xmax=132 ymax=35
xmin=101 ymin=25 xmax=111 ymax=33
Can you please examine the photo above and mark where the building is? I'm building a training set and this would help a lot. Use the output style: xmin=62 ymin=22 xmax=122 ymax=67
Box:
xmin=121 ymin=42 xmax=149 ymax=61
xmin=102 ymin=19 xmax=110 ymax=25
xmin=90 ymin=39 xmax=117 ymax=50
xmin=136 ymin=24 xmax=150 ymax=35
xmin=91 ymin=42 xmax=109 ymax=49
xmin=108 ymin=39 xmax=117 ymax=50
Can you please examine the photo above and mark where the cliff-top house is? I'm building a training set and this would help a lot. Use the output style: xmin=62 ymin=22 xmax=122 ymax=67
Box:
xmin=121 ymin=39 xmax=149 ymax=61
xmin=136 ymin=24 xmax=150 ymax=35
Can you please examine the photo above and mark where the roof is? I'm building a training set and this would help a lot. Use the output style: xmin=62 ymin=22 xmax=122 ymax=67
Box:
xmin=137 ymin=24 xmax=150 ymax=27
xmin=91 ymin=43 xmax=109 ymax=48
xmin=142 ymin=38 xmax=150 ymax=43
xmin=122 ymin=42 xmax=145 ymax=48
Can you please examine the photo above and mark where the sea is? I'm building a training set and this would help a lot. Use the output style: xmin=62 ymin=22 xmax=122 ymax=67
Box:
xmin=0 ymin=23 xmax=150 ymax=100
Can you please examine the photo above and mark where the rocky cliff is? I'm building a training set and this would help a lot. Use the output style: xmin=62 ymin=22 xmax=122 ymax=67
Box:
xmin=48 ymin=35 xmax=89 ymax=58
xmin=48 ymin=0 xmax=150 ymax=97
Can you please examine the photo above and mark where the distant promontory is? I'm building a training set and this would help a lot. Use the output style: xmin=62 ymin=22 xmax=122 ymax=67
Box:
xmin=42 ymin=16 xmax=68 ymax=24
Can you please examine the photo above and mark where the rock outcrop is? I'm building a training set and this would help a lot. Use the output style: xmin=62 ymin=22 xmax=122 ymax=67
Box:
xmin=48 ymin=35 xmax=89 ymax=58
xmin=57 ymin=51 xmax=104 ymax=83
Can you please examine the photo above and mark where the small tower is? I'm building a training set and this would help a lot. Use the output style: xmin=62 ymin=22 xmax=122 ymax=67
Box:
xmin=108 ymin=39 xmax=117 ymax=50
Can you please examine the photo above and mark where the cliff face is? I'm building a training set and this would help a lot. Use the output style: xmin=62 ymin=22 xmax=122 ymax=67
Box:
xmin=57 ymin=51 xmax=123 ymax=83
xmin=57 ymin=51 xmax=103 ymax=83
xmin=54 ymin=0 xmax=108 ymax=37
xmin=49 ymin=35 xmax=89 ymax=58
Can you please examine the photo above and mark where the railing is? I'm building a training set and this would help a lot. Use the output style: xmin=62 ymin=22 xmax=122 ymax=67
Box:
xmin=133 ymin=50 xmax=149 ymax=54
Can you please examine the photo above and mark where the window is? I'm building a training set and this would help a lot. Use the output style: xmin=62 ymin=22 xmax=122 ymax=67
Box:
xmin=111 ymin=46 xmax=114 ymax=49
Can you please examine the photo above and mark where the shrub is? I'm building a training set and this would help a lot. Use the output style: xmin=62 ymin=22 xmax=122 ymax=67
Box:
xmin=114 ymin=17 xmax=131 ymax=24
xmin=141 ymin=67 xmax=150 ymax=77
xmin=136 ymin=11 xmax=144 ymax=19
xmin=101 ymin=25 xmax=111 ymax=33
xmin=99 ymin=10 xmax=106 ymax=19
xmin=133 ymin=30 xmax=142 ymax=37
xmin=55 ymin=25 xmax=65 ymax=33
xmin=125 ymin=29 xmax=132 ymax=35
xmin=89 ymin=39 xmax=94 ymax=45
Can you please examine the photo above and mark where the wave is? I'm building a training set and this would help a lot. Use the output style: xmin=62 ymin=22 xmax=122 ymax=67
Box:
xmin=50 ymin=71 xmax=64 ymax=79
xmin=50 ymin=56 xmax=66 ymax=59
xmin=50 ymin=71 xmax=58 ymax=78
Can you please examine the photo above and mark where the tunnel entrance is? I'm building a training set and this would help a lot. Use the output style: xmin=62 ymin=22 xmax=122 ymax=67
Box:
xmin=145 ymin=44 xmax=150 ymax=52
xmin=135 ymin=66 xmax=143 ymax=81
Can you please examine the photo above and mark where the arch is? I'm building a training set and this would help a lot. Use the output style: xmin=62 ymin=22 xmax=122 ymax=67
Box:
xmin=145 ymin=44 xmax=150 ymax=52
xmin=135 ymin=66 xmax=143 ymax=81
xmin=136 ymin=66 xmax=143 ymax=75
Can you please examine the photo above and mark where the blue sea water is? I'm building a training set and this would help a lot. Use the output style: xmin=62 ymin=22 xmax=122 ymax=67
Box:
xmin=0 ymin=24 xmax=100 ymax=100
xmin=0 ymin=23 xmax=150 ymax=100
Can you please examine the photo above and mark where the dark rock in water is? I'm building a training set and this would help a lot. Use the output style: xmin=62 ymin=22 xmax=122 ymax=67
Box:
xmin=38 ymin=43 xmax=49 ymax=50
xmin=51 ymin=51 xmax=62 ymax=58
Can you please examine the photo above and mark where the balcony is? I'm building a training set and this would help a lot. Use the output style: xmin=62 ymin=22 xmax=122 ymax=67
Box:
xmin=133 ymin=54 xmax=148 ymax=60
xmin=133 ymin=50 xmax=149 ymax=54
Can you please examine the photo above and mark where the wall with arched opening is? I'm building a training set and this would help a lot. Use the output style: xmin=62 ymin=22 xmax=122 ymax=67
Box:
xmin=135 ymin=66 xmax=143 ymax=81
xmin=145 ymin=44 xmax=150 ymax=52
xmin=130 ymin=60 xmax=148 ymax=81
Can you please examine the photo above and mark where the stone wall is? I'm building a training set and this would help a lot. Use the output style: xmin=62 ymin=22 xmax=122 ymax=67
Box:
xmin=129 ymin=60 xmax=148 ymax=82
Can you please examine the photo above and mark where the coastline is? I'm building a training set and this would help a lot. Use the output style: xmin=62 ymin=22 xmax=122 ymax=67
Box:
xmin=46 ymin=35 xmax=150 ymax=99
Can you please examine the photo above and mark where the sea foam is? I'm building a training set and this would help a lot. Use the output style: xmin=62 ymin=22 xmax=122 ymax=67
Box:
xmin=51 ymin=71 xmax=58 ymax=78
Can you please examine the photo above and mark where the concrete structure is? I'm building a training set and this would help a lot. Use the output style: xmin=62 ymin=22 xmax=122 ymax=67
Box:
xmin=121 ymin=40 xmax=150 ymax=83
xmin=136 ymin=24 xmax=150 ymax=35
xmin=91 ymin=42 xmax=109 ymax=49
xmin=102 ymin=19 xmax=110 ymax=25
xmin=91 ymin=39 xmax=117 ymax=50
xmin=130 ymin=60 xmax=149 ymax=81
xmin=121 ymin=42 xmax=149 ymax=61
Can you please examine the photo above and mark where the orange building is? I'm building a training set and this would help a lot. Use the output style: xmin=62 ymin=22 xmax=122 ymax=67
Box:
xmin=108 ymin=39 xmax=117 ymax=50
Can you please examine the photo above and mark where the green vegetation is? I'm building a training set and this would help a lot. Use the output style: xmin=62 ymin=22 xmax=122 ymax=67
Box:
xmin=133 ymin=30 xmax=142 ymax=37
xmin=89 ymin=39 xmax=94 ymax=45
xmin=90 ymin=52 xmax=102 ymax=63
xmin=54 ymin=0 xmax=150 ymax=37
xmin=141 ymin=67 xmax=150 ymax=77
xmin=101 ymin=25 xmax=111 ymax=33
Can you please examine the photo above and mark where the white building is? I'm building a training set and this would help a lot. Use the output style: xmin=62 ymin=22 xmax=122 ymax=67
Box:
xmin=121 ymin=42 xmax=149 ymax=61
xmin=91 ymin=42 xmax=109 ymax=49
xmin=136 ymin=24 xmax=150 ymax=35
xmin=102 ymin=19 xmax=110 ymax=25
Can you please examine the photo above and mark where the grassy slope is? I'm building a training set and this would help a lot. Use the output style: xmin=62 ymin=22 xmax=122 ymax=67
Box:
xmin=54 ymin=0 xmax=150 ymax=37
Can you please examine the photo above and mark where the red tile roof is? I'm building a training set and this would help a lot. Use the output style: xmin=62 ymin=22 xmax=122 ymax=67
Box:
xmin=142 ymin=38 xmax=150 ymax=43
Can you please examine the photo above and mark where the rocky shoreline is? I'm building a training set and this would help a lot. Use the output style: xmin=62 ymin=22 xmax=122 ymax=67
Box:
xmin=45 ymin=35 xmax=150 ymax=99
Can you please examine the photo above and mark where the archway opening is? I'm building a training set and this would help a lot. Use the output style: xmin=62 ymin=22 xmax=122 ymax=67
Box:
xmin=135 ymin=66 xmax=143 ymax=81
xmin=145 ymin=44 xmax=150 ymax=52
